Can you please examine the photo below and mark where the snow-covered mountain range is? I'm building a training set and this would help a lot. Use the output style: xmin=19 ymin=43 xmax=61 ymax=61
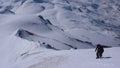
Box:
xmin=0 ymin=0 xmax=120 ymax=68
xmin=0 ymin=0 xmax=120 ymax=48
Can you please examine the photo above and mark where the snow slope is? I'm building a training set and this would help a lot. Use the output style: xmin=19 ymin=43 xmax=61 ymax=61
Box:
xmin=0 ymin=0 xmax=120 ymax=68
xmin=8 ymin=47 xmax=120 ymax=68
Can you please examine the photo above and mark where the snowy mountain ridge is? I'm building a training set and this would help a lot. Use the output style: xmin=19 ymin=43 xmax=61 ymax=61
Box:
xmin=0 ymin=0 xmax=120 ymax=47
xmin=0 ymin=0 xmax=120 ymax=68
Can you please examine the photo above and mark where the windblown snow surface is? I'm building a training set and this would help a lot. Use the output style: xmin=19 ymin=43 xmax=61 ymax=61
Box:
xmin=0 ymin=0 xmax=120 ymax=68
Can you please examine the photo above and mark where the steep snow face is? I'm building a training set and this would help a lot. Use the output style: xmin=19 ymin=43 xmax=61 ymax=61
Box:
xmin=15 ymin=29 xmax=95 ymax=49
xmin=0 ymin=14 xmax=94 ymax=50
